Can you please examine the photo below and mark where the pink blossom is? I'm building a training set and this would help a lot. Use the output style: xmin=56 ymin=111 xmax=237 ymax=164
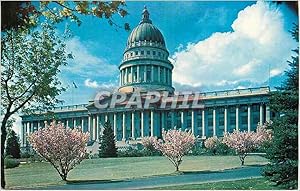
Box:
xmin=204 ymin=136 xmax=219 ymax=150
xmin=29 ymin=121 xmax=89 ymax=180
xmin=141 ymin=136 xmax=157 ymax=152
xmin=153 ymin=129 xmax=196 ymax=171
xmin=223 ymin=121 xmax=272 ymax=165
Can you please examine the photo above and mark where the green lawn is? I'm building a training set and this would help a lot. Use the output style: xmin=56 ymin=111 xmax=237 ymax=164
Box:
xmin=151 ymin=177 xmax=278 ymax=190
xmin=5 ymin=155 xmax=268 ymax=189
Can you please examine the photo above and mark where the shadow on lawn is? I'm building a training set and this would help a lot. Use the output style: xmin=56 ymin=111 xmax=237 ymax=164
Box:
xmin=66 ymin=179 xmax=125 ymax=185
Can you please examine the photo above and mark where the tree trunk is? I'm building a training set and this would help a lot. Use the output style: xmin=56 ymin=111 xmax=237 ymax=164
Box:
xmin=1 ymin=114 xmax=9 ymax=188
xmin=239 ymin=154 xmax=245 ymax=166
xmin=175 ymin=165 xmax=179 ymax=172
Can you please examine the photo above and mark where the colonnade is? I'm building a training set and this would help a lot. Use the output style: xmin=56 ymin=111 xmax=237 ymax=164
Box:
xmin=120 ymin=65 xmax=172 ymax=86
xmin=21 ymin=104 xmax=271 ymax=147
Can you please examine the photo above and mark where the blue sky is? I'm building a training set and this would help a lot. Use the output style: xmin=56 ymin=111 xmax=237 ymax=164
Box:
xmin=55 ymin=1 xmax=298 ymax=106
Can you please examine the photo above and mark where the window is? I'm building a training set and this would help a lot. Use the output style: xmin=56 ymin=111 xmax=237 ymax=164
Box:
xmin=135 ymin=51 xmax=138 ymax=55
xmin=147 ymin=50 xmax=150 ymax=55
xmin=241 ymin=116 xmax=247 ymax=124
xmin=146 ymin=66 xmax=151 ymax=81
xmin=252 ymin=104 xmax=259 ymax=112
xmin=141 ymin=51 xmax=144 ymax=55
xmin=230 ymin=116 xmax=236 ymax=125
xmin=158 ymin=52 xmax=161 ymax=56
xmin=153 ymin=51 xmax=156 ymax=55
xmin=130 ymin=52 xmax=133 ymax=56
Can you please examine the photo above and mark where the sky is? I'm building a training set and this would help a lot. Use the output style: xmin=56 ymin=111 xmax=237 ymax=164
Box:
xmin=12 ymin=1 xmax=299 ymax=134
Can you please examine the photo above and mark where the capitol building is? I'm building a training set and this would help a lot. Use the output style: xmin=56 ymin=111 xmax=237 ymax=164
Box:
xmin=20 ymin=7 xmax=273 ymax=147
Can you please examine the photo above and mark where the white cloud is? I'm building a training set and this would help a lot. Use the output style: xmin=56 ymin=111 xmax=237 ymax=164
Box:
xmin=84 ymin=78 xmax=118 ymax=91
xmin=64 ymin=37 xmax=119 ymax=78
xmin=270 ymin=68 xmax=282 ymax=77
xmin=84 ymin=79 xmax=100 ymax=88
xmin=172 ymin=1 xmax=295 ymax=89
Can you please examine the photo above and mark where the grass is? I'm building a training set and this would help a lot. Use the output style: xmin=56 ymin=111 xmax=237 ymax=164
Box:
xmin=151 ymin=177 xmax=278 ymax=190
xmin=5 ymin=155 xmax=268 ymax=189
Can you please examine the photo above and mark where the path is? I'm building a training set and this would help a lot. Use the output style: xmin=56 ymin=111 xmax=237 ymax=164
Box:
xmin=41 ymin=166 xmax=263 ymax=190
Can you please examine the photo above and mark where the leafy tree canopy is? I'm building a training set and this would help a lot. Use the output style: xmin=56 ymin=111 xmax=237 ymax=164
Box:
xmin=1 ymin=1 xmax=129 ymax=31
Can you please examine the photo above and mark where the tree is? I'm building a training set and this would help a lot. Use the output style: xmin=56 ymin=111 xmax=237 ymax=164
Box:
xmin=204 ymin=136 xmax=219 ymax=155
xmin=153 ymin=129 xmax=196 ymax=171
xmin=141 ymin=136 xmax=157 ymax=153
xmin=5 ymin=129 xmax=21 ymax=159
xmin=1 ymin=23 xmax=70 ymax=188
xmin=223 ymin=122 xmax=272 ymax=165
xmin=99 ymin=121 xmax=117 ymax=158
xmin=1 ymin=1 xmax=129 ymax=31
xmin=29 ymin=121 xmax=89 ymax=181
xmin=263 ymin=24 xmax=298 ymax=189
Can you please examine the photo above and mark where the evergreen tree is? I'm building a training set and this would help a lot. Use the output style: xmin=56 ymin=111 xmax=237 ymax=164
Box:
xmin=5 ymin=129 xmax=21 ymax=159
xmin=99 ymin=121 xmax=117 ymax=158
xmin=263 ymin=24 xmax=298 ymax=189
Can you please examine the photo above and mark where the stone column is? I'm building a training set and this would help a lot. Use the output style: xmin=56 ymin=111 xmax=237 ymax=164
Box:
xmin=164 ymin=67 xmax=167 ymax=83
xmin=131 ymin=112 xmax=135 ymax=139
xmin=158 ymin=66 xmax=161 ymax=82
xmin=113 ymin=113 xmax=117 ymax=137
xmin=21 ymin=122 xmax=24 ymax=146
xmin=266 ymin=104 xmax=270 ymax=122
xmin=105 ymin=114 xmax=108 ymax=123
xmin=236 ymin=106 xmax=239 ymax=130
xmin=73 ymin=118 xmax=77 ymax=128
xmin=27 ymin=122 xmax=30 ymax=135
xmin=259 ymin=104 xmax=263 ymax=125
xmin=93 ymin=116 xmax=96 ymax=140
xmin=213 ymin=108 xmax=216 ymax=136
xmin=66 ymin=119 xmax=69 ymax=128
xmin=130 ymin=66 xmax=133 ymax=83
xmin=191 ymin=110 xmax=195 ymax=135
xmin=248 ymin=105 xmax=251 ymax=132
xmin=37 ymin=121 xmax=40 ymax=130
xmin=144 ymin=66 xmax=147 ymax=82
xmin=137 ymin=66 xmax=140 ymax=82
xmin=151 ymin=65 xmax=154 ymax=82
xmin=202 ymin=109 xmax=205 ymax=138
xmin=88 ymin=115 xmax=91 ymax=134
xmin=181 ymin=111 xmax=185 ymax=130
xmin=125 ymin=67 xmax=128 ymax=84
xmin=150 ymin=110 xmax=154 ymax=136
xmin=141 ymin=111 xmax=144 ymax=137
xmin=122 ymin=112 xmax=126 ymax=141
xmin=81 ymin=118 xmax=84 ymax=131
xmin=224 ymin=107 xmax=228 ymax=134
xmin=96 ymin=115 xmax=99 ymax=140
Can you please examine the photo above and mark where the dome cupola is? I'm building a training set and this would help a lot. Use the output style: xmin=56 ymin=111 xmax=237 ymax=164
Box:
xmin=118 ymin=6 xmax=174 ymax=94
xmin=126 ymin=7 xmax=165 ymax=48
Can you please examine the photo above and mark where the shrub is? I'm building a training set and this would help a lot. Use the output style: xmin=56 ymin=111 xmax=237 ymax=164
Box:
xmin=4 ymin=156 xmax=20 ymax=169
xmin=204 ymin=137 xmax=219 ymax=155
xmin=20 ymin=152 xmax=32 ymax=159
xmin=117 ymin=147 xmax=144 ymax=157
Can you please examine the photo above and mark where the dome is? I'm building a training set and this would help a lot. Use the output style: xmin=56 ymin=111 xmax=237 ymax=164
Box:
xmin=126 ymin=6 xmax=165 ymax=47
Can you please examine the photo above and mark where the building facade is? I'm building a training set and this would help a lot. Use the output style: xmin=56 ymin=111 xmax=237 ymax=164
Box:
xmin=20 ymin=7 xmax=273 ymax=147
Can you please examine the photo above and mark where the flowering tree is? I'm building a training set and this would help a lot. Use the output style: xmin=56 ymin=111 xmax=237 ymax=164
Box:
xmin=204 ymin=136 xmax=220 ymax=155
xmin=153 ymin=129 xmax=196 ymax=171
xmin=29 ymin=121 xmax=89 ymax=181
xmin=141 ymin=136 xmax=157 ymax=152
xmin=223 ymin=122 xmax=272 ymax=165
